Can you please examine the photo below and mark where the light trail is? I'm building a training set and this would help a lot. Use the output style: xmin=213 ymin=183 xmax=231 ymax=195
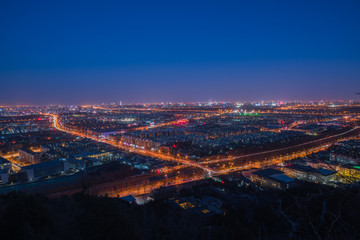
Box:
xmin=42 ymin=113 xmax=360 ymax=198
xmin=199 ymin=127 xmax=360 ymax=165
xmin=51 ymin=113 xmax=359 ymax=176
xmin=51 ymin=114 xmax=215 ymax=174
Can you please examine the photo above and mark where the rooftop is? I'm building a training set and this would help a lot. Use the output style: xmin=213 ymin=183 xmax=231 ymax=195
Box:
xmin=286 ymin=164 xmax=314 ymax=173
xmin=253 ymin=168 xmax=284 ymax=178
xmin=314 ymin=168 xmax=336 ymax=176
xmin=19 ymin=148 xmax=38 ymax=155
xmin=120 ymin=195 xmax=136 ymax=203
xmin=0 ymin=157 xmax=11 ymax=165
xmin=22 ymin=159 xmax=65 ymax=171
xmin=270 ymin=174 xmax=295 ymax=184
xmin=253 ymin=168 xmax=294 ymax=184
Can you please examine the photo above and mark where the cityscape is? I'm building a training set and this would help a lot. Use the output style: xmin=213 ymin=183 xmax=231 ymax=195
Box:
xmin=0 ymin=101 xmax=360 ymax=238
xmin=1 ymin=1 xmax=360 ymax=239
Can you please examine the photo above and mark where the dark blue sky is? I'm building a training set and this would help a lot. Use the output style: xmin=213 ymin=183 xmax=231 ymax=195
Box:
xmin=1 ymin=0 xmax=360 ymax=104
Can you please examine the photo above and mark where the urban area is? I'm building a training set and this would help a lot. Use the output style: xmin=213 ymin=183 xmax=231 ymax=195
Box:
xmin=1 ymin=100 xmax=360 ymax=239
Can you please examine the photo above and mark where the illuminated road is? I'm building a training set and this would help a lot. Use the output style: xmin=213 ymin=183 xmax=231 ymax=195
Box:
xmin=47 ymin=166 xmax=206 ymax=198
xmin=51 ymin=114 xmax=359 ymax=173
xmin=200 ymin=127 xmax=360 ymax=165
xmin=51 ymin=114 xmax=215 ymax=174
xmin=131 ymin=113 xmax=219 ymax=131
xmin=0 ymin=153 xmax=19 ymax=159
xmin=43 ymin=113 xmax=360 ymax=198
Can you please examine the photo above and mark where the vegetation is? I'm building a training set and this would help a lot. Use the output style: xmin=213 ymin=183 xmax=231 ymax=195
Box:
xmin=0 ymin=183 xmax=360 ymax=239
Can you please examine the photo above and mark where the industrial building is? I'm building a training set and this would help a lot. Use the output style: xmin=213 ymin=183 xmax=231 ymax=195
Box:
xmin=251 ymin=168 xmax=295 ymax=189
xmin=21 ymin=159 xmax=69 ymax=181
xmin=283 ymin=164 xmax=336 ymax=184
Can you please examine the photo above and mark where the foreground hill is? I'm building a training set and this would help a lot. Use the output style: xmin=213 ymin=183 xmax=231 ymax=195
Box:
xmin=1 ymin=182 xmax=360 ymax=240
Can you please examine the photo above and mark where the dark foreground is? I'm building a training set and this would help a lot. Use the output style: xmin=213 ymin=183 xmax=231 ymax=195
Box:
xmin=1 ymin=182 xmax=360 ymax=240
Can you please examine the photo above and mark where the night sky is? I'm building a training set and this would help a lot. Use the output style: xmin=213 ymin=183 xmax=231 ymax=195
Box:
xmin=1 ymin=0 xmax=360 ymax=104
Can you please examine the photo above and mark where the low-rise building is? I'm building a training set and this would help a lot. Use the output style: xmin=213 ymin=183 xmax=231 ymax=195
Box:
xmin=21 ymin=159 xmax=69 ymax=181
xmin=0 ymin=169 xmax=10 ymax=184
xmin=251 ymin=168 xmax=295 ymax=189
xmin=120 ymin=195 xmax=137 ymax=204
xmin=174 ymin=196 xmax=223 ymax=217
xmin=41 ymin=145 xmax=51 ymax=153
xmin=0 ymin=156 xmax=12 ymax=170
xmin=84 ymin=157 xmax=102 ymax=168
xmin=330 ymin=153 xmax=359 ymax=165
xmin=19 ymin=148 xmax=41 ymax=164
xmin=333 ymin=164 xmax=360 ymax=180
xmin=66 ymin=158 xmax=86 ymax=171
xmin=283 ymin=164 xmax=336 ymax=184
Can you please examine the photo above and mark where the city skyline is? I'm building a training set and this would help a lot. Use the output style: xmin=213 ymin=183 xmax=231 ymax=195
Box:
xmin=1 ymin=1 xmax=360 ymax=239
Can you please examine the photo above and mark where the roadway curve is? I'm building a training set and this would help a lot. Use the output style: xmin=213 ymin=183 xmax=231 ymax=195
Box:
xmin=51 ymin=114 xmax=215 ymax=173
xmin=42 ymin=114 xmax=360 ymax=198
xmin=51 ymin=114 xmax=360 ymax=174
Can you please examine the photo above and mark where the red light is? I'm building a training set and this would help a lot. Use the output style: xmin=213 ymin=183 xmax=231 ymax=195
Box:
xmin=173 ymin=144 xmax=176 ymax=148
xmin=174 ymin=119 xmax=188 ymax=126
xmin=37 ymin=118 xmax=42 ymax=121
xmin=156 ymin=170 xmax=160 ymax=174
xmin=221 ymin=181 xmax=225 ymax=184
xmin=281 ymin=120 xmax=285 ymax=124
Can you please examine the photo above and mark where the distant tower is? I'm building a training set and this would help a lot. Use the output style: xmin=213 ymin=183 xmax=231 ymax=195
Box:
xmin=119 ymin=101 xmax=122 ymax=106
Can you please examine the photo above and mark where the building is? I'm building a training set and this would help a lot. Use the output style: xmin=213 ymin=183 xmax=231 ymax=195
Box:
xmin=251 ymin=168 xmax=295 ymax=189
xmin=0 ymin=169 xmax=10 ymax=184
xmin=121 ymin=135 xmax=161 ymax=150
xmin=330 ymin=153 xmax=359 ymax=165
xmin=73 ymin=151 xmax=113 ymax=162
xmin=41 ymin=145 xmax=51 ymax=153
xmin=283 ymin=164 xmax=336 ymax=184
xmin=66 ymin=158 xmax=86 ymax=171
xmin=19 ymin=148 xmax=41 ymax=164
xmin=0 ymin=156 xmax=12 ymax=170
xmin=120 ymin=195 xmax=137 ymax=204
xmin=84 ymin=157 xmax=102 ymax=168
xmin=21 ymin=159 xmax=69 ymax=181
xmin=334 ymin=164 xmax=360 ymax=180
xmin=174 ymin=196 xmax=223 ymax=217
xmin=7 ymin=171 xmax=28 ymax=183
